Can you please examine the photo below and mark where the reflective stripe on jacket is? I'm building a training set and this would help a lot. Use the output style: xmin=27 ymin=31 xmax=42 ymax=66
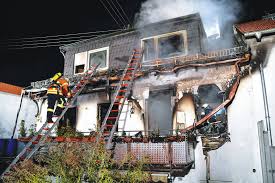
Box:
xmin=47 ymin=78 xmax=70 ymax=96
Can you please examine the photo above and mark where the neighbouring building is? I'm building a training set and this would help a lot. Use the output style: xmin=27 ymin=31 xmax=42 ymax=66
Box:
xmin=24 ymin=13 xmax=275 ymax=182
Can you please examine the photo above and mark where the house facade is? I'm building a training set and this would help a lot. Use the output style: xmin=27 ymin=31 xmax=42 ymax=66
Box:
xmin=27 ymin=13 xmax=275 ymax=182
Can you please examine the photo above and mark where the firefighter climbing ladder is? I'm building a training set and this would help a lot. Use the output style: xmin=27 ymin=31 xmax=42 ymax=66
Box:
xmin=0 ymin=64 xmax=99 ymax=178
xmin=99 ymin=49 xmax=143 ymax=150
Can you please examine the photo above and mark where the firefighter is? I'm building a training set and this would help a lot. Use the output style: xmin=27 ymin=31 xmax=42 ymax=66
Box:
xmin=47 ymin=73 xmax=72 ymax=123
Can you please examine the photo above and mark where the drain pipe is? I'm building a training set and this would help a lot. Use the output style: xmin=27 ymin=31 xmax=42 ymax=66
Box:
xmin=259 ymin=63 xmax=273 ymax=146
xmin=205 ymin=152 xmax=210 ymax=183
xmin=11 ymin=89 xmax=25 ymax=139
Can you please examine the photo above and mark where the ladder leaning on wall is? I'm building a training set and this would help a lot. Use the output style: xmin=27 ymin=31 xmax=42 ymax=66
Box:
xmin=98 ymin=48 xmax=143 ymax=150
xmin=0 ymin=64 xmax=99 ymax=179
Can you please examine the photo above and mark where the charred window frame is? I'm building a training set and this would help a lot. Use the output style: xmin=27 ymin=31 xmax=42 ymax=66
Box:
xmin=141 ymin=30 xmax=188 ymax=62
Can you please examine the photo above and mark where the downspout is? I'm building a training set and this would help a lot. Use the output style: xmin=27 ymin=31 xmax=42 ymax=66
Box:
xmin=259 ymin=63 xmax=273 ymax=146
xmin=11 ymin=89 xmax=25 ymax=139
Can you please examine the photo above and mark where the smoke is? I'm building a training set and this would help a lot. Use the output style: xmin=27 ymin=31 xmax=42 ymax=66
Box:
xmin=135 ymin=0 xmax=241 ymax=40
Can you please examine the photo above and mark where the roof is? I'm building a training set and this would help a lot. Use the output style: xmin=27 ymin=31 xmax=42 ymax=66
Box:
xmin=0 ymin=82 xmax=22 ymax=95
xmin=60 ymin=13 xmax=204 ymax=51
xmin=235 ymin=19 xmax=275 ymax=34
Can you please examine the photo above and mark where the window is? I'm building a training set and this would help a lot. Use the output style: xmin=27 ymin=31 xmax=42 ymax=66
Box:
xmin=88 ymin=47 xmax=109 ymax=70
xmin=74 ymin=52 xmax=87 ymax=74
xmin=143 ymin=39 xmax=155 ymax=61
xmin=141 ymin=30 xmax=187 ymax=62
xmin=158 ymin=34 xmax=184 ymax=58
xmin=73 ymin=47 xmax=109 ymax=75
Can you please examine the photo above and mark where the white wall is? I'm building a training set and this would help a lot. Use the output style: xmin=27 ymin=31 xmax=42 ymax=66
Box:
xmin=118 ymin=100 xmax=145 ymax=136
xmin=0 ymin=92 xmax=37 ymax=138
xmin=175 ymin=45 xmax=275 ymax=183
xmin=76 ymin=92 xmax=108 ymax=132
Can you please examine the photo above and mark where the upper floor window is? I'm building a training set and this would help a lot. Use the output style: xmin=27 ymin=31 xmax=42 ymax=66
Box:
xmin=74 ymin=52 xmax=87 ymax=74
xmin=73 ymin=47 xmax=109 ymax=75
xmin=141 ymin=30 xmax=187 ymax=62
xmin=88 ymin=47 xmax=109 ymax=70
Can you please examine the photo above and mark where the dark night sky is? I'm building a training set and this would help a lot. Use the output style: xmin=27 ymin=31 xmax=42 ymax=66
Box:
xmin=1 ymin=0 xmax=273 ymax=87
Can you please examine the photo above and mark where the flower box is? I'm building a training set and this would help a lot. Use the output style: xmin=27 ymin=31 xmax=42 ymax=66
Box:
xmin=55 ymin=136 xmax=65 ymax=142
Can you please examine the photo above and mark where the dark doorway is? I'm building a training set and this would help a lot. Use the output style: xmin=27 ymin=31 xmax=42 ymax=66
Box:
xmin=62 ymin=107 xmax=77 ymax=129
xmin=97 ymin=103 xmax=118 ymax=130
xmin=148 ymin=89 xmax=173 ymax=136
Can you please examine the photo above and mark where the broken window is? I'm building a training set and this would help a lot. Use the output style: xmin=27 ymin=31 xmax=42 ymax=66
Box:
xmin=197 ymin=84 xmax=227 ymax=135
xmin=74 ymin=51 xmax=87 ymax=74
xmin=142 ymin=30 xmax=187 ymax=62
xmin=143 ymin=38 xmax=155 ymax=61
xmin=88 ymin=47 xmax=109 ymax=70
xmin=158 ymin=34 xmax=184 ymax=58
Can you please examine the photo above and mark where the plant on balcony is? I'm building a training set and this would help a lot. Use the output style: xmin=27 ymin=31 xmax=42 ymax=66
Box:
xmin=28 ymin=123 xmax=37 ymax=137
xmin=18 ymin=120 xmax=26 ymax=138
xmin=2 ymin=160 xmax=50 ymax=183
xmin=3 ymin=142 xmax=151 ymax=183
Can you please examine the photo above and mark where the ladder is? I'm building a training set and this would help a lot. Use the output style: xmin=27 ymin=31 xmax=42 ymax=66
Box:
xmin=98 ymin=49 xmax=143 ymax=150
xmin=0 ymin=64 xmax=99 ymax=178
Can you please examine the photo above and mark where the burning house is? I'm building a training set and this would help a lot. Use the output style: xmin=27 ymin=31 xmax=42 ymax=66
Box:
xmin=4 ymin=12 xmax=275 ymax=182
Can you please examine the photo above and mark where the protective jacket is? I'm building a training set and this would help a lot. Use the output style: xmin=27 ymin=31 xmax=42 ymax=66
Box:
xmin=47 ymin=78 xmax=71 ymax=97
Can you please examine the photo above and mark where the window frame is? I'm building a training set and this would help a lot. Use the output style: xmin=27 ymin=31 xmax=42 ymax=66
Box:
xmin=87 ymin=46 xmax=109 ymax=71
xmin=73 ymin=51 xmax=88 ymax=75
xmin=141 ymin=30 xmax=188 ymax=62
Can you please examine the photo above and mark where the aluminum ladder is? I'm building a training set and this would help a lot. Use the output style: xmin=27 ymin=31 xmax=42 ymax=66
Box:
xmin=98 ymin=49 xmax=143 ymax=150
xmin=0 ymin=64 xmax=99 ymax=178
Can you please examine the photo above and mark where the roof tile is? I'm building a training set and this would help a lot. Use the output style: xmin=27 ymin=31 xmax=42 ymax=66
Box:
xmin=236 ymin=19 xmax=275 ymax=33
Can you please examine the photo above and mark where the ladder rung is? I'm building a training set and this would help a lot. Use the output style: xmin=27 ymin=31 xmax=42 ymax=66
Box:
xmin=116 ymin=96 xmax=124 ymax=99
xmin=127 ymin=68 xmax=135 ymax=70
xmin=107 ymin=117 xmax=117 ymax=120
xmin=111 ymin=110 xmax=119 ymax=112
xmin=105 ymin=124 xmax=113 ymax=127
xmin=43 ymin=127 xmax=49 ymax=131
xmin=131 ymin=58 xmax=140 ymax=61
xmin=123 ymin=77 xmax=131 ymax=81
xmin=114 ymin=102 xmax=122 ymax=105
xmin=119 ymin=90 xmax=127 ymax=93
xmin=26 ymin=147 xmax=32 ymax=151
xmin=47 ymin=121 xmax=55 ymax=124
xmin=103 ymin=132 xmax=110 ymax=136
xmin=32 ymin=141 xmax=38 ymax=144
xmin=121 ymin=83 xmax=129 ymax=87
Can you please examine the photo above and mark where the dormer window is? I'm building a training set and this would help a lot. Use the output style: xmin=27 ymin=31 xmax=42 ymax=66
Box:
xmin=141 ymin=30 xmax=187 ymax=62
xmin=74 ymin=52 xmax=87 ymax=74
xmin=73 ymin=47 xmax=109 ymax=75
xmin=88 ymin=47 xmax=109 ymax=70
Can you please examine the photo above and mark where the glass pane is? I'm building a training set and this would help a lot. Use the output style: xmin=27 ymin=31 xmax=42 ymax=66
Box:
xmin=158 ymin=34 xmax=184 ymax=58
xmin=143 ymin=39 xmax=155 ymax=61
xmin=89 ymin=50 xmax=107 ymax=69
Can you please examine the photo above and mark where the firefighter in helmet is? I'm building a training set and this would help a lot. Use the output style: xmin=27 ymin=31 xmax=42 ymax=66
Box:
xmin=47 ymin=72 xmax=72 ymax=123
